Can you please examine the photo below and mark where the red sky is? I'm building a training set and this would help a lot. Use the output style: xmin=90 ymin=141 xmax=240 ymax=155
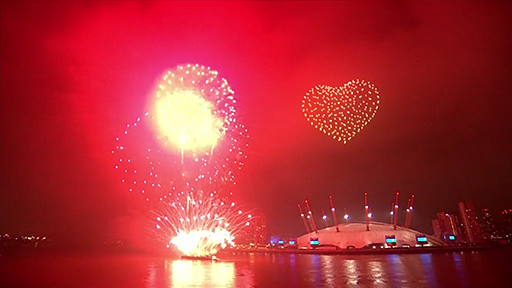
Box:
xmin=1 ymin=1 xmax=512 ymax=245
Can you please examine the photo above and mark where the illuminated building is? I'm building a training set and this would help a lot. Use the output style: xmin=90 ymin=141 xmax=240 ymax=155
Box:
xmin=458 ymin=201 xmax=483 ymax=243
xmin=0 ymin=234 xmax=50 ymax=248
xmin=495 ymin=223 xmax=512 ymax=243
xmin=236 ymin=213 xmax=267 ymax=247
xmin=253 ymin=213 xmax=267 ymax=246
xmin=385 ymin=235 xmax=397 ymax=246
xmin=502 ymin=208 xmax=512 ymax=224
xmin=431 ymin=219 xmax=442 ymax=239
xmin=481 ymin=208 xmax=497 ymax=240
xmin=495 ymin=208 xmax=512 ymax=243
xmin=416 ymin=235 xmax=429 ymax=246
xmin=436 ymin=212 xmax=465 ymax=242
xmin=296 ymin=222 xmax=444 ymax=249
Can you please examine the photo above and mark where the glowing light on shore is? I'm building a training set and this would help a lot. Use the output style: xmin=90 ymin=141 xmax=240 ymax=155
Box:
xmin=302 ymin=80 xmax=380 ymax=144
xmin=155 ymin=195 xmax=251 ymax=256
xmin=170 ymin=229 xmax=233 ymax=256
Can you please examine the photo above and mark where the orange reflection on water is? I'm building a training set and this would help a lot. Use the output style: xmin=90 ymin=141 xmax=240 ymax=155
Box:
xmin=344 ymin=259 xmax=359 ymax=285
xmin=367 ymin=260 xmax=386 ymax=284
xmin=168 ymin=259 xmax=235 ymax=288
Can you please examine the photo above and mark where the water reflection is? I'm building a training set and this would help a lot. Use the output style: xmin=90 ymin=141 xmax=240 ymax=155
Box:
xmin=145 ymin=263 xmax=160 ymax=288
xmin=452 ymin=253 xmax=469 ymax=287
xmin=367 ymin=260 xmax=386 ymax=285
xmin=387 ymin=255 xmax=410 ymax=285
xmin=165 ymin=259 xmax=236 ymax=288
xmin=289 ymin=254 xmax=298 ymax=287
xmin=309 ymin=254 xmax=322 ymax=285
xmin=1 ymin=249 xmax=511 ymax=288
xmin=142 ymin=252 xmax=490 ymax=287
xmin=343 ymin=259 xmax=359 ymax=285
xmin=419 ymin=253 xmax=437 ymax=286
xmin=321 ymin=255 xmax=339 ymax=286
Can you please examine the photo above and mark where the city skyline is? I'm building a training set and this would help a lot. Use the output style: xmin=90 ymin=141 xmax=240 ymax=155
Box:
xmin=1 ymin=1 xmax=512 ymax=247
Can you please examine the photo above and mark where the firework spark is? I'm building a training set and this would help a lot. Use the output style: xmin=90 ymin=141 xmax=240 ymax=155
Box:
xmin=155 ymin=194 xmax=252 ymax=256
xmin=302 ymin=80 xmax=380 ymax=143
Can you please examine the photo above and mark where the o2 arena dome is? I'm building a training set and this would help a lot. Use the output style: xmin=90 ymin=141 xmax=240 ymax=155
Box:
xmin=296 ymin=221 xmax=444 ymax=249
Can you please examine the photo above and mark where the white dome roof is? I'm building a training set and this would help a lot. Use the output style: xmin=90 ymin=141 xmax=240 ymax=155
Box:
xmin=297 ymin=221 xmax=444 ymax=248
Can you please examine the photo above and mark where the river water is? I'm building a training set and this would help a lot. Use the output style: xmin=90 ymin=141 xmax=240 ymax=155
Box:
xmin=1 ymin=247 xmax=511 ymax=287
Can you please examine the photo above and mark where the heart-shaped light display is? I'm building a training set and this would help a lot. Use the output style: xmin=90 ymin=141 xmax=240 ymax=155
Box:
xmin=302 ymin=80 xmax=380 ymax=143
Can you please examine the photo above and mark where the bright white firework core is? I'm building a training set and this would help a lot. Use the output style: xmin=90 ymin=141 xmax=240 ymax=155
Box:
xmin=170 ymin=228 xmax=234 ymax=256
xmin=153 ymin=89 xmax=224 ymax=152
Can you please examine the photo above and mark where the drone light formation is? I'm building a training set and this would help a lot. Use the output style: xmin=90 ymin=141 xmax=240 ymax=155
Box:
xmin=302 ymin=80 xmax=380 ymax=144
xmin=112 ymin=64 xmax=249 ymax=255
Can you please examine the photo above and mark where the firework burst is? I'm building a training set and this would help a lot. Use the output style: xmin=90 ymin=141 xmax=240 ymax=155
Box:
xmin=113 ymin=64 xmax=248 ymax=202
xmin=112 ymin=64 xmax=249 ymax=255
xmin=302 ymin=80 xmax=380 ymax=143
xmin=154 ymin=194 xmax=252 ymax=256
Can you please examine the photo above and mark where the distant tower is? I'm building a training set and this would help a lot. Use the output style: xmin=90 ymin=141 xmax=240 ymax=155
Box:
xmin=254 ymin=213 xmax=267 ymax=246
xmin=329 ymin=196 xmax=339 ymax=232
xmin=502 ymin=208 xmax=512 ymax=224
xmin=458 ymin=201 xmax=483 ymax=243
xmin=405 ymin=198 xmax=411 ymax=226
xmin=298 ymin=205 xmax=311 ymax=233
xmin=305 ymin=200 xmax=318 ymax=233
xmin=390 ymin=203 xmax=395 ymax=224
xmin=365 ymin=193 xmax=369 ymax=231
xmin=237 ymin=212 xmax=267 ymax=246
xmin=405 ymin=195 xmax=415 ymax=228
xmin=500 ymin=209 xmax=512 ymax=240
xmin=322 ymin=209 xmax=328 ymax=228
xmin=437 ymin=211 xmax=465 ymax=241
xmin=393 ymin=192 xmax=399 ymax=230
xmin=431 ymin=219 xmax=442 ymax=239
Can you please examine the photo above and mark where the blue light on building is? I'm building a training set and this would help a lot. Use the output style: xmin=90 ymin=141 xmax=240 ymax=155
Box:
xmin=416 ymin=235 xmax=428 ymax=244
